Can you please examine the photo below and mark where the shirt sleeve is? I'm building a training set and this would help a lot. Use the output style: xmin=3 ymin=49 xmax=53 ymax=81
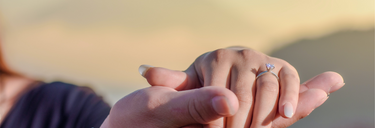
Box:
xmin=64 ymin=84 xmax=111 ymax=128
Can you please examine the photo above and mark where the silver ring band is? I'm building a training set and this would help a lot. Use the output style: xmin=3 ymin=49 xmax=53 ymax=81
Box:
xmin=256 ymin=63 xmax=279 ymax=80
xmin=256 ymin=71 xmax=279 ymax=80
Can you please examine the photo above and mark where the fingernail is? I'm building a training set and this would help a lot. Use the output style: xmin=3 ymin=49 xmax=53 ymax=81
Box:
xmin=284 ymin=102 xmax=294 ymax=118
xmin=138 ymin=65 xmax=154 ymax=78
xmin=212 ymin=96 xmax=234 ymax=116
xmin=328 ymin=83 xmax=345 ymax=94
xmin=315 ymin=96 xmax=329 ymax=108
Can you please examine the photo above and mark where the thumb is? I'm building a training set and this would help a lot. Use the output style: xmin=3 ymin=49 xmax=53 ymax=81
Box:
xmin=139 ymin=64 xmax=198 ymax=90
xmin=152 ymin=86 xmax=239 ymax=127
xmin=104 ymin=86 xmax=238 ymax=128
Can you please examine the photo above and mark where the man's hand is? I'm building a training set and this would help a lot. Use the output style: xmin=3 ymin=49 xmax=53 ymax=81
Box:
xmin=100 ymin=86 xmax=239 ymax=128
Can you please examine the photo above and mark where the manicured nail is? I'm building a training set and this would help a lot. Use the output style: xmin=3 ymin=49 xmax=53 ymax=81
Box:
xmin=328 ymin=83 xmax=345 ymax=94
xmin=284 ymin=102 xmax=294 ymax=118
xmin=212 ymin=96 xmax=234 ymax=116
xmin=138 ymin=65 xmax=154 ymax=78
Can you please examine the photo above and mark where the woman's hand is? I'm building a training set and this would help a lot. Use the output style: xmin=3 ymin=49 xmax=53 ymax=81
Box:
xmin=140 ymin=46 xmax=301 ymax=127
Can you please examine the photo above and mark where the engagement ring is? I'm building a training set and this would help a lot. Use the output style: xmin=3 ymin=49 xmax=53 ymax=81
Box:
xmin=256 ymin=63 xmax=279 ymax=80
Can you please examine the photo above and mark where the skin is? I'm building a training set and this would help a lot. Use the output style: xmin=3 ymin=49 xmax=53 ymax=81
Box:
xmin=0 ymin=75 xmax=37 ymax=124
xmin=101 ymin=86 xmax=239 ymax=128
xmin=101 ymin=47 xmax=344 ymax=128
xmin=101 ymin=71 xmax=344 ymax=128
xmin=140 ymin=47 xmax=344 ymax=127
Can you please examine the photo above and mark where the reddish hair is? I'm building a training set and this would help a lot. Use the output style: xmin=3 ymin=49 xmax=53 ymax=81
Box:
xmin=0 ymin=41 xmax=19 ymax=76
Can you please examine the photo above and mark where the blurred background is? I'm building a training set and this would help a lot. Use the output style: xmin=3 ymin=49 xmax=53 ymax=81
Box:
xmin=0 ymin=0 xmax=373 ymax=127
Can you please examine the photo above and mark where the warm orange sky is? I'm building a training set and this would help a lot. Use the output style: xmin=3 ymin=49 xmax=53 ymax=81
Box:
xmin=0 ymin=0 xmax=373 ymax=104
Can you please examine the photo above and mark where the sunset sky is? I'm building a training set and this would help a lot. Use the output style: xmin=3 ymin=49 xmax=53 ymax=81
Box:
xmin=0 ymin=0 xmax=373 ymax=104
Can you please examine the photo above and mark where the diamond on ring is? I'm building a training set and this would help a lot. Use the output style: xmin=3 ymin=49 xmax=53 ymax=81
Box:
xmin=266 ymin=63 xmax=275 ymax=71
xmin=256 ymin=63 xmax=279 ymax=80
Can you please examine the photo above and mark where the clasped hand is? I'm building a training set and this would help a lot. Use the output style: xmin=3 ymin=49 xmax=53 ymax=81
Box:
xmin=101 ymin=47 xmax=344 ymax=128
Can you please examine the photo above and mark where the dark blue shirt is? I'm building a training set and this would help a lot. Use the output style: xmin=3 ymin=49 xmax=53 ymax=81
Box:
xmin=0 ymin=82 xmax=111 ymax=128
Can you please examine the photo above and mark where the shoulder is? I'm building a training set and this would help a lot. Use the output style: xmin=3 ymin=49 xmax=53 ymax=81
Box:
xmin=31 ymin=81 xmax=89 ymax=94
xmin=27 ymin=82 xmax=103 ymax=102
xmin=27 ymin=81 xmax=111 ymax=115
xmin=2 ymin=81 xmax=111 ymax=128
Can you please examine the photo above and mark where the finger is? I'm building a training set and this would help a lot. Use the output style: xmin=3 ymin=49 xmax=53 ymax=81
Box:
xmin=251 ymin=68 xmax=280 ymax=128
xmin=226 ymin=64 xmax=256 ymax=127
xmin=272 ymin=71 xmax=344 ymax=128
xmin=139 ymin=65 xmax=197 ymax=90
xmin=272 ymin=88 xmax=328 ymax=128
xmin=278 ymin=66 xmax=300 ymax=118
xmin=199 ymin=49 xmax=234 ymax=88
xmin=195 ymin=49 xmax=235 ymax=128
xmin=300 ymin=71 xmax=345 ymax=94
xmin=154 ymin=86 xmax=239 ymax=127
xmin=109 ymin=86 xmax=239 ymax=128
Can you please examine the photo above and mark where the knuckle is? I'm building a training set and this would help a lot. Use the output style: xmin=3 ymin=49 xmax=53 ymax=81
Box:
xmin=258 ymin=80 xmax=279 ymax=93
xmin=234 ymin=89 xmax=254 ymax=105
xmin=188 ymin=98 xmax=207 ymax=124
xmin=211 ymin=49 xmax=233 ymax=63
xmin=239 ymin=48 xmax=255 ymax=56
xmin=239 ymin=49 xmax=265 ymax=62
xmin=239 ymin=49 xmax=255 ymax=61
xmin=282 ymin=73 xmax=300 ymax=82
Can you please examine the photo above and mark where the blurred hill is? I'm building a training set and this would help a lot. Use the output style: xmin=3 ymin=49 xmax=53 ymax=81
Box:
xmin=271 ymin=29 xmax=374 ymax=128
